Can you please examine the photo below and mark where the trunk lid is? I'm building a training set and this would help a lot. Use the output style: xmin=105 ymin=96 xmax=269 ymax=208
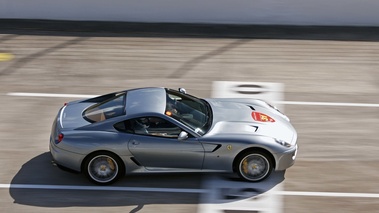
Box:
xmin=57 ymin=102 xmax=93 ymax=129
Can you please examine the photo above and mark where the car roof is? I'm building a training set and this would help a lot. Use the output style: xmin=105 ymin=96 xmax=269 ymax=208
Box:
xmin=125 ymin=87 xmax=166 ymax=116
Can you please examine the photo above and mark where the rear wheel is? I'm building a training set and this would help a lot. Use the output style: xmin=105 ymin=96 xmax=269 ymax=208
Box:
xmin=84 ymin=152 xmax=124 ymax=185
xmin=236 ymin=151 xmax=273 ymax=182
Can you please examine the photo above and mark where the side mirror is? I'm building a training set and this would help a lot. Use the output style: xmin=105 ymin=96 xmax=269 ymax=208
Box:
xmin=178 ymin=88 xmax=187 ymax=94
xmin=178 ymin=131 xmax=188 ymax=140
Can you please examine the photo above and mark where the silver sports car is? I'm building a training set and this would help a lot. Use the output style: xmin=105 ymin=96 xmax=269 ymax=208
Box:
xmin=50 ymin=87 xmax=298 ymax=185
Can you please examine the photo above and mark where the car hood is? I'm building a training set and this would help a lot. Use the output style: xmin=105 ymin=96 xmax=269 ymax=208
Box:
xmin=204 ymin=98 xmax=297 ymax=145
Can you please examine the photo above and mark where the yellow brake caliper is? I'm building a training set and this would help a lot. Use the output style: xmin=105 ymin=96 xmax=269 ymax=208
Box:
xmin=107 ymin=158 xmax=115 ymax=170
xmin=242 ymin=159 xmax=249 ymax=174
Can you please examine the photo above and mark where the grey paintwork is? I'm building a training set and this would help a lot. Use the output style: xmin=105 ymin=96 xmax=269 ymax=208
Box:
xmin=205 ymin=98 xmax=296 ymax=145
xmin=50 ymin=87 xmax=298 ymax=180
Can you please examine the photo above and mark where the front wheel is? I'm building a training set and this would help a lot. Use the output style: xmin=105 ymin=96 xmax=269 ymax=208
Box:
xmin=84 ymin=152 xmax=124 ymax=185
xmin=236 ymin=151 xmax=273 ymax=182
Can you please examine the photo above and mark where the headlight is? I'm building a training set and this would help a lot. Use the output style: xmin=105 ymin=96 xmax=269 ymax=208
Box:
xmin=275 ymin=139 xmax=292 ymax=147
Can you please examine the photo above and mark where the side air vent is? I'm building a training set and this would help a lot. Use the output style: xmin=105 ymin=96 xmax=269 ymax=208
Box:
xmin=248 ymin=105 xmax=255 ymax=110
xmin=212 ymin=144 xmax=222 ymax=152
xmin=250 ymin=125 xmax=259 ymax=132
xmin=130 ymin=157 xmax=142 ymax=166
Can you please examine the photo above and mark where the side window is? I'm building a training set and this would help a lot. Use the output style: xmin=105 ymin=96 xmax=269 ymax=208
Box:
xmin=114 ymin=120 xmax=134 ymax=134
xmin=115 ymin=117 xmax=182 ymax=138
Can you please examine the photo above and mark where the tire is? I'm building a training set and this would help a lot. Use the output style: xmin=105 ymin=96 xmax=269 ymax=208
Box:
xmin=236 ymin=151 xmax=273 ymax=182
xmin=83 ymin=152 xmax=124 ymax=185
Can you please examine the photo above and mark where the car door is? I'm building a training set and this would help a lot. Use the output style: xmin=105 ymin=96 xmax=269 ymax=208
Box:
xmin=126 ymin=116 xmax=205 ymax=169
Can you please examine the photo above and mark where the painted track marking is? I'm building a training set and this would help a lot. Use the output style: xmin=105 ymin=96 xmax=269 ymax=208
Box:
xmin=0 ymin=53 xmax=14 ymax=62
xmin=7 ymin=92 xmax=96 ymax=99
xmin=6 ymin=92 xmax=379 ymax=108
xmin=277 ymin=101 xmax=379 ymax=108
xmin=0 ymin=184 xmax=206 ymax=193
xmin=1 ymin=184 xmax=379 ymax=198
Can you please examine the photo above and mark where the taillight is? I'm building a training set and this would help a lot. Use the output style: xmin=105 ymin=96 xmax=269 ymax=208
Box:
xmin=252 ymin=112 xmax=275 ymax=122
xmin=57 ymin=133 xmax=64 ymax=143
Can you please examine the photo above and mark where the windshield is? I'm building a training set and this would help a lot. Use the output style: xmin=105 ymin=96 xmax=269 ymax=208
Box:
xmin=165 ymin=89 xmax=212 ymax=135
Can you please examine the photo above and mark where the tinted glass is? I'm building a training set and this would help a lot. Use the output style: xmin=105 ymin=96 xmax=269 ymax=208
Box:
xmin=83 ymin=93 xmax=126 ymax=123
xmin=115 ymin=117 xmax=182 ymax=138
xmin=165 ymin=89 xmax=211 ymax=135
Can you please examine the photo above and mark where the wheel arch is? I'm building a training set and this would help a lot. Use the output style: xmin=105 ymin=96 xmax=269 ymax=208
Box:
xmin=232 ymin=147 xmax=276 ymax=172
xmin=80 ymin=150 xmax=125 ymax=173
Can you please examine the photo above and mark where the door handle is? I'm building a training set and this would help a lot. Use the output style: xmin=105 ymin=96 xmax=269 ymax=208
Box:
xmin=132 ymin=141 xmax=140 ymax=145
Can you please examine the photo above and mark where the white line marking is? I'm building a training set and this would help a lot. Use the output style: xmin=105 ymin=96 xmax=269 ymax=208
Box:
xmin=0 ymin=184 xmax=206 ymax=193
xmin=278 ymin=191 xmax=379 ymax=198
xmin=6 ymin=92 xmax=96 ymax=99
xmin=1 ymin=184 xmax=379 ymax=198
xmin=6 ymin=92 xmax=379 ymax=108
xmin=276 ymin=101 xmax=379 ymax=108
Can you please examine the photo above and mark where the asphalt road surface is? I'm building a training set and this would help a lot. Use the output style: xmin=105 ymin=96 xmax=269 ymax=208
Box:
xmin=0 ymin=21 xmax=379 ymax=213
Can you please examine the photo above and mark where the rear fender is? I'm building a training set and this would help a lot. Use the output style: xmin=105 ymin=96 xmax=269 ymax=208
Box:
xmin=57 ymin=131 xmax=132 ymax=157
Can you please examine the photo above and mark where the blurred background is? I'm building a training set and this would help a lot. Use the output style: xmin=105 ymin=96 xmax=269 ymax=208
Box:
xmin=1 ymin=0 xmax=379 ymax=212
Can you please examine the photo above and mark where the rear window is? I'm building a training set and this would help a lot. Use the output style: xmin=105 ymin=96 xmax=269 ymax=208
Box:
xmin=83 ymin=93 xmax=126 ymax=123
